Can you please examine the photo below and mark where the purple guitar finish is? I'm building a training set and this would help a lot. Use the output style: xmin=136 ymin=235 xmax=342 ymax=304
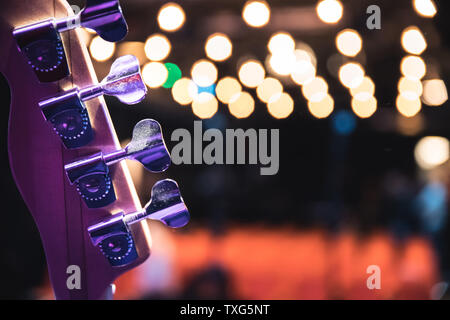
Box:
xmin=0 ymin=1 xmax=151 ymax=299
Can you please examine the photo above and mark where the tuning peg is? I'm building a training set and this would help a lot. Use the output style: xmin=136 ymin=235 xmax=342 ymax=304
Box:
xmin=39 ymin=55 xmax=146 ymax=149
xmin=13 ymin=0 xmax=128 ymax=82
xmin=64 ymin=119 xmax=171 ymax=208
xmin=88 ymin=179 xmax=189 ymax=266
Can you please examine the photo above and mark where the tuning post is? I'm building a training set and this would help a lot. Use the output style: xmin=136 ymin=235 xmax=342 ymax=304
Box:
xmin=39 ymin=55 xmax=146 ymax=149
xmin=65 ymin=119 xmax=171 ymax=208
xmin=13 ymin=0 xmax=128 ymax=82
xmin=88 ymin=179 xmax=190 ymax=266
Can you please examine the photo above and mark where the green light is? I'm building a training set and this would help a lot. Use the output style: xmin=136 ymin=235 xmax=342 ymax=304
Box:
xmin=163 ymin=63 xmax=182 ymax=88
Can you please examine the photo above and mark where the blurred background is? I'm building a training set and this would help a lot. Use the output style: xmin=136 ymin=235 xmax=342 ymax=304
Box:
xmin=1 ymin=0 xmax=450 ymax=299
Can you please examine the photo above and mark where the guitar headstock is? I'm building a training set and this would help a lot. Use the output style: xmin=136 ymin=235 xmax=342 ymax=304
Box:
xmin=0 ymin=0 xmax=189 ymax=299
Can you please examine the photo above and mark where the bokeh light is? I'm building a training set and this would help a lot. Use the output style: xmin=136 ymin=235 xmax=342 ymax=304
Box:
xmin=205 ymin=33 xmax=233 ymax=62
xmin=414 ymin=136 xmax=449 ymax=170
xmin=398 ymin=77 xmax=423 ymax=100
xmin=268 ymin=52 xmax=296 ymax=76
xmin=192 ymin=93 xmax=218 ymax=119
xmin=242 ymin=1 xmax=271 ymax=28
xmin=339 ymin=62 xmax=365 ymax=89
xmin=396 ymin=94 xmax=422 ymax=117
xmin=291 ymin=60 xmax=316 ymax=86
xmin=163 ymin=63 xmax=182 ymax=89
xmin=238 ymin=60 xmax=266 ymax=88
xmin=157 ymin=3 xmax=186 ymax=32
xmin=401 ymin=26 xmax=427 ymax=55
xmin=171 ymin=78 xmax=198 ymax=105
xmin=422 ymin=79 xmax=448 ymax=106
xmin=144 ymin=34 xmax=171 ymax=61
xmin=413 ymin=0 xmax=437 ymax=18
xmin=117 ymin=42 xmax=146 ymax=65
xmin=302 ymin=76 xmax=328 ymax=102
xmin=216 ymin=77 xmax=242 ymax=104
xmin=400 ymin=56 xmax=426 ymax=80
xmin=350 ymin=76 xmax=375 ymax=101
xmin=142 ymin=61 xmax=169 ymax=88
xmin=351 ymin=96 xmax=377 ymax=119
xmin=307 ymin=94 xmax=334 ymax=119
xmin=267 ymin=92 xmax=294 ymax=119
xmin=257 ymin=77 xmax=283 ymax=103
xmin=191 ymin=59 xmax=218 ymax=87
xmin=268 ymin=32 xmax=295 ymax=55
xmin=336 ymin=29 xmax=363 ymax=57
xmin=332 ymin=110 xmax=356 ymax=136
xmin=316 ymin=0 xmax=343 ymax=24
xmin=228 ymin=91 xmax=255 ymax=118
xmin=89 ymin=36 xmax=115 ymax=62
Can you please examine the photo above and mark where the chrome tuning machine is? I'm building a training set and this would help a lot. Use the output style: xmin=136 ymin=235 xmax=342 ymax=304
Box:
xmin=39 ymin=55 xmax=146 ymax=149
xmin=88 ymin=179 xmax=190 ymax=266
xmin=13 ymin=0 xmax=128 ymax=82
xmin=64 ymin=119 xmax=171 ymax=208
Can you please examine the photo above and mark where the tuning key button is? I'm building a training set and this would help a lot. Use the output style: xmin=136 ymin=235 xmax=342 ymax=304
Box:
xmin=65 ymin=119 xmax=171 ymax=208
xmin=13 ymin=0 xmax=128 ymax=82
xmin=39 ymin=55 xmax=146 ymax=149
xmin=88 ymin=179 xmax=190 ymax=267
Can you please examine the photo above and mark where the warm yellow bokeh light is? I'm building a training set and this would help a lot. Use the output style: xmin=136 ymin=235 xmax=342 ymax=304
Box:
xmin=302 ymin=76 xmax=328 ymax=102
xmin=296 ymin=44 xmax=317 ymax=67
xmin=267 ymin=92 xmax=294 ymax=119
xmin=228 ymin=91 xmax=255 ymax=119
xmin=142 ymin=62 xmax=168 ymax=88
xmin=192 ymin=93 xmax=218 ymax=119
xmin=90 ymin=36 xmax=115 ymax=62
xmin=398 ymin=77 xmax=423 ymax=100
xmin=268 ymin=52 xmax=296 ymax=76
xmin=157 ymin=3 xmax=186 ymax=32
xmin=294 ymin=49 xmax=314 ymax=65
xmin=339 ymin=62 xmax=365 ymax=89
xmin=316 ymin=0 xmax=343 ymax=24
xmin=117 ymin=42 xmax=146 ymax=65
xmin=413 ymin=0 xmax=437 ymax=18
xmin=242 ymin=1 xmax=271 ymax=28
xmin=396 ymin=94 xmax=422 ymax=117
xmin=256 ymin=77 xmax=283 ymax=103
xmin=238 ymin=60 xmax=266 ymax=88
xmin=191 ymin=59 xmax=218 ymax=87
xmin=205 ymin=33 xmax=233 ymax=62
xmin=307 ymin=94 xmax=334 ymax=119
xmin=401 ymin=26 xmax=427 ymax=55
xmin=216 ymin=77 xmax=242 ymax=104
xmin=291 ymin=60 xmax=316 ymax=86
xmin=351 ymin=96 xmax=377 ymax=118
xmin=268 ymin=32 xmax=295 ymax=55
xmin=336 ymin=29 xmax=362 ymax=57
xmin=350 ymin=77 xmax=375 ymax=101
xmin=415 ymin=136 xmax=449 ymax=170
xmin=172 ymin=78 xmax=198 ymax=105
xmin=144 ymin=34 xmax=171 ymax=61
xmin=422 ymin=79 xmax=448 ymax=106
xmin=400 ymin=56 xmax=426 ymax=80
